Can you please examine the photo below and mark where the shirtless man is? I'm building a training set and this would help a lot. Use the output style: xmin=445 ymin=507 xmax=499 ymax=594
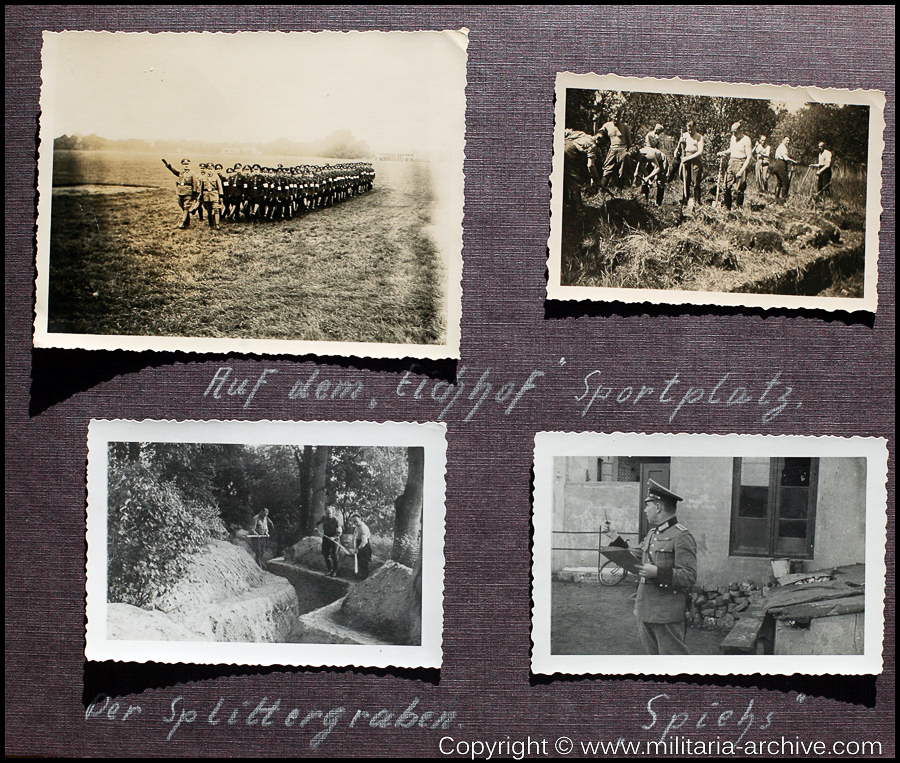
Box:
xmin=644 ymin=123 xmax=665 ymax=150
xmin=717 ymin=121 xmax=753 ymax=209
xmin=676 ymin=120 xmax=705 ymax=207
xmin=637 ymin=145 xmax=670 ymax=206
xmin=599 ymin=108 xmax=632 ymax=191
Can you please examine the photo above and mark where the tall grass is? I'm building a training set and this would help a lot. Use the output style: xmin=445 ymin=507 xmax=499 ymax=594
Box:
xmin=561 ymin=164 xmax=867 ymax=296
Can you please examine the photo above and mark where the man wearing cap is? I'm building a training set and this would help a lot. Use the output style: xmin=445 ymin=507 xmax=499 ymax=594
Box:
xmin=162 ymin=157 xmax=200 ymax=229
xmin=717 ymin=122 xmax=753 ymax=209
xmin=602 ymin=479 xmax=697 ymax=655
xmin=198 ymin=163 xmax=224 ymax=230
xmin=811 ymin=141 xmax=833 ymax=200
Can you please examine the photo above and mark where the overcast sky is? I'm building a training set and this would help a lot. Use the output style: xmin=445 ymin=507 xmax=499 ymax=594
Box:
xmin=44 ymin=31 xmax=466 ymax=153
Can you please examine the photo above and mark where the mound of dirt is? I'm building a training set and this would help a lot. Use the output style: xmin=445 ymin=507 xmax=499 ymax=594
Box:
xmin=339 ymin=560 xmax=414 ymax=642
xmin=118 ymin=540 xmax=300 ymax=643
xmin=107 ymin=603 xmax=206 ymax=641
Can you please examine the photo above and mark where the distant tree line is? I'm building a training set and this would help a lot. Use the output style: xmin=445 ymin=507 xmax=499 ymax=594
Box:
xmin=54 ymin=128 xmax=373 ymax=159
xmin=107 ymin=442 xmax=422 ymax=606
xmin=566 ymin=89 xmax=869 ymax=167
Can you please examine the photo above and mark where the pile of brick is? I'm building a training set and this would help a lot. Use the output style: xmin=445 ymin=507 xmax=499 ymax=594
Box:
xmin=690 ymin=580 xmax=765 ymax=631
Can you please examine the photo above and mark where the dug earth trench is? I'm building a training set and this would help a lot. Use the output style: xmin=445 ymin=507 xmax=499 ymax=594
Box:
xmin=107 ymin=540 xmax=299 ymax=642
xmin=564 ymin=186 xmax=867 ymax=297
xmin=267 ymin=558 xmax=416 ymax=645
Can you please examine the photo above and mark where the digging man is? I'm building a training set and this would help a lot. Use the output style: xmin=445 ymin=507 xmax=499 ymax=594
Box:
xmin=601 ymin=480 xmax=697 ymax=655
xmin=717 ymin=121 xmax=753 ymax=209
xmin=316 ymin=506 xmax=343 ymax=578
xmin=250 ymin=507 xmax=274 ymax=568
xmin=599 ymin=108 xmax=632 ymax=192
xmin=811 ymin=141 xmax=833 ymax=201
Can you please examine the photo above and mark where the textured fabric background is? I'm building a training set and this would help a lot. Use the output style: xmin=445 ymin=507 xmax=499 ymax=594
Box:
xmin=5 ymin=5 xmax=894 ymax=757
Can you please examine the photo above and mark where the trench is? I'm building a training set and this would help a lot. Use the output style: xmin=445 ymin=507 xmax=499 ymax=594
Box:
xmin=267 ymin=560 xmax=350 ymax=615
xmin=730 ymin=244 xmax=865 ymax=297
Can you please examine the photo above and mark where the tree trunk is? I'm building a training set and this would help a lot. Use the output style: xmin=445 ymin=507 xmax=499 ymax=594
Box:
xmin=310 ymin=445 xmax=330 ymax=529
xmin=400 ymin=553 xmax=423 ymax=645
xmin=393 ymin=447 xmax=423 ymax=567
xmin=293 ymin=445 xmax=315 ymax=537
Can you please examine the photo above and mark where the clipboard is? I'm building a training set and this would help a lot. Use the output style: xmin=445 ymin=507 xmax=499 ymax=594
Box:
xmin=599 ymin=545 xmax=642 ymax=574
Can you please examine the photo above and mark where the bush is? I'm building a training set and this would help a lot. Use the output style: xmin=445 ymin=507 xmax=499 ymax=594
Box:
xmin=107 ymin=461 xmax=227 ymax=607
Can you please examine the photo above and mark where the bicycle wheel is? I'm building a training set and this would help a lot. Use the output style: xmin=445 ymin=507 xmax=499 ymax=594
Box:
xmin=599 ymin=560 xmax=627 ymax=586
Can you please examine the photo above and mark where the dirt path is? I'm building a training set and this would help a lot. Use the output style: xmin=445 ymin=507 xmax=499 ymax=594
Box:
xmin=552 ymin=580 xmax=723 ymax=655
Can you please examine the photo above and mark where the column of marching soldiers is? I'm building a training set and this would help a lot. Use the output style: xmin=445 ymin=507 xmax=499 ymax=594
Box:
xmin=162 ymin=158 xmax=376 ymax=230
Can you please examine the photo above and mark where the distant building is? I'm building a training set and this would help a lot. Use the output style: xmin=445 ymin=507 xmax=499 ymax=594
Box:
xmin=374 ymin=152 xmax=415 ymax=162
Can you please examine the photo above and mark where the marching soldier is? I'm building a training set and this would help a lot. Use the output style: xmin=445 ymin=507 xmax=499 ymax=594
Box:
xmin=602 ymin=480 xmax=697 ymax=655
xmin=162 ymin=157 xmax=200 ymax=229
xmin=199 ymin=162 xmax=224 ymax=229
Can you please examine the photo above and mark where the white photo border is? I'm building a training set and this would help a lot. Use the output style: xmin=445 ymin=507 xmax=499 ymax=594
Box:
xmin=86 ymin=419 xmax=447 ymax=668
xmin=547 ymin=72 xmax=886 ymax=312
xmin=532 ymin=432 xmax=888 ymax=676
xmin=34 ymin=30 xmax=466 ymax=359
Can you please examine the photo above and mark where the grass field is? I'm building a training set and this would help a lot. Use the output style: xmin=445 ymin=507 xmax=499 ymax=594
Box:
xmin=561 ymin=165 xmax=868 ymax=297
xmin=47 ymin=151 xmax=448 ymax=344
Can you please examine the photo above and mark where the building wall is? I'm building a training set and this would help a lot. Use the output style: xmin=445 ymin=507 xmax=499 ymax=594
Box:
xmin=813 ymin=457 xmax=867 ymax=567
xmin=552 ymin=458 xmax=640 ymax=571
xmin=669 ymin=458 xmax=769 ymax=586
xmin=670 ymin=457 xmax=867 ymax=587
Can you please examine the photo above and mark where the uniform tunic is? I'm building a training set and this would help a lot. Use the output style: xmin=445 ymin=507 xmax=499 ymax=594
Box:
xmin=610 ymin=517 xmax=697 ymax=654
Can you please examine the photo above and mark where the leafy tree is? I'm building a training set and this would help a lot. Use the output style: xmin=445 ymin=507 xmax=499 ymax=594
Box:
xmin=771 ymin=103 xmax=869 ymax=165
xmin=106 ymin=442 xmax=227 ymax=607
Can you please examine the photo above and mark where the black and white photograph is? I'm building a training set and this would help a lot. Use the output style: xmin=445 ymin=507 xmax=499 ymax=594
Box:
xmin=35 ymin=31 xmax=465 ymax=358
xmin=547 ymin=73 xmax=885 ymax=311
xmin=532 ymin=433 xmax=887 ymax=675
xmin=85 ymin=420 xmax=446 ymax=668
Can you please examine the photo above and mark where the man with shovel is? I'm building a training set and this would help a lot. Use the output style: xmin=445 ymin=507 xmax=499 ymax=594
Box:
xmin=717 ymin=121 xmax=753 ymax=209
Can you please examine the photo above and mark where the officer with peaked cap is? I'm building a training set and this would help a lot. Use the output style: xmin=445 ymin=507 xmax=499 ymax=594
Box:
xmin=603 ymin=479 xmax=698 ymax=655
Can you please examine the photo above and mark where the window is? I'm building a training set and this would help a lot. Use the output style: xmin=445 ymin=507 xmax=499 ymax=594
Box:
xmin=730 ymin=457 xmax=818 ymax=558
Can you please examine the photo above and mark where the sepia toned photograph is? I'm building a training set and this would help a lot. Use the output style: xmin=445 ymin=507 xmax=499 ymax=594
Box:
xmin=85 ymin=420 xmax=446 ymax=668
xmin=532 ymin=433 xmax=887 ymax=675
xmin=35 ymin=31 xmax=466 ymax=358
xmin=547 ymin=74 xmax=885 ymax=311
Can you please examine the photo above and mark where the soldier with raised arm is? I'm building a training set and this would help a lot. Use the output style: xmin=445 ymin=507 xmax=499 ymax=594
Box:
xmin=162 ymin=157 xmax=200 ymax=229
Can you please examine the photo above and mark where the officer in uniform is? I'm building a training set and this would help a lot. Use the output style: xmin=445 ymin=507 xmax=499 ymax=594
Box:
xmin=162 ymin=157 xmax=200 ymax=229
xmin=199 ymin=162 xmax=224 ymax=230
xmin=603 ymin=479 xmax=697 ymax=655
